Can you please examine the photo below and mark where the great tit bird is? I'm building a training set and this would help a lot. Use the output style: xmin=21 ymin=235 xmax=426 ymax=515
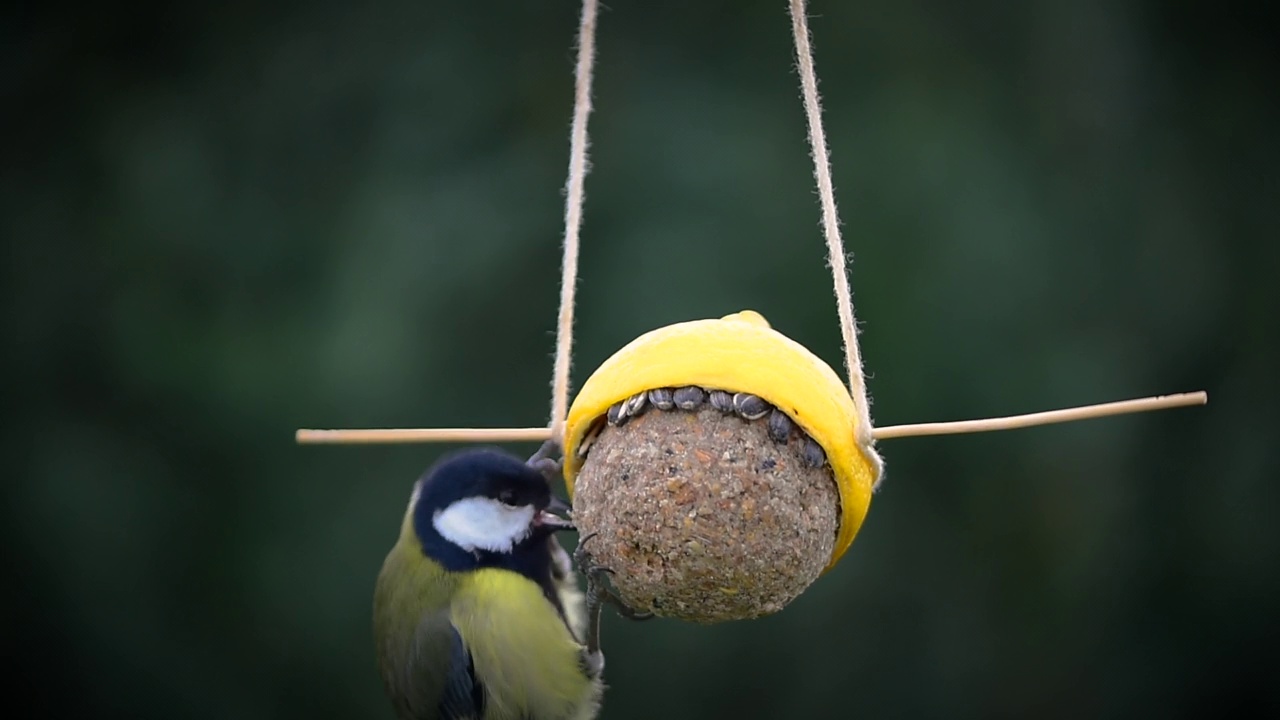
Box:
xmin=373 ymin=445 xmax=603 ymax=720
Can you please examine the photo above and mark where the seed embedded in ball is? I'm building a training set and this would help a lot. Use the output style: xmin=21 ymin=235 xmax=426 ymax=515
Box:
xmin=572 ymin=398 xmax=840 ymax=624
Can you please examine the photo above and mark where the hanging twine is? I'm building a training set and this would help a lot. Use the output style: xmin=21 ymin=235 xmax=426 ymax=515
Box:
xmin=788 ymin=0 xmax=884 ymax=484
xmin=549 ymin=0 xmax=599 ymax=447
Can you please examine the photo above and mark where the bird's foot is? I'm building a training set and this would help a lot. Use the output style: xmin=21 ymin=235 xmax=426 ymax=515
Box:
xmin=585 ymin=565 xmax=655 ymax=622
xmin=526 ymin=438 xmax=564 ymax=482
xmin=574 ymin=534 xmax=654 ymax=620
xmin=574 ymin=533 xmax=655 ymax=655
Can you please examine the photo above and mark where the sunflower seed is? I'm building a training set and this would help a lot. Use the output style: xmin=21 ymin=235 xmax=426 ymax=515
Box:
xmin=625 ymin=391 xmax=648 ymax=418
xmin=577 ymin=422 xmax=602 ymax=458
xmin=709 ymin=390 xmax=735 ymax=413
xmin=767 ymin=409 xmax=793 ymax=443
xmin=673 ymin=386 xmax=706 ymax=410
xmin=648 ymin=388 xmax=675 ymax=410
xmin=733 ymin=392 xmax=771 ymax=421
xmin=800 ymin=437 xmax=827 ymax=468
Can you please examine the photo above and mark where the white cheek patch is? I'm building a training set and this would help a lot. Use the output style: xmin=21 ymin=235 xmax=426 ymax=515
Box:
xmin=433 ymin=497 xmax=536 ymax=554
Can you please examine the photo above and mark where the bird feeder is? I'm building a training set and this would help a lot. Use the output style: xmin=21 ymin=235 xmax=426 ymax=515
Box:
xmin=563 ymin=310 xmax=877 ymax=622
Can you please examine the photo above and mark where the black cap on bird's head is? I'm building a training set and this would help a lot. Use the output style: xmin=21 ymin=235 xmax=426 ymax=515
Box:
xmin=411 ymin=447 xmax=574 ymax=566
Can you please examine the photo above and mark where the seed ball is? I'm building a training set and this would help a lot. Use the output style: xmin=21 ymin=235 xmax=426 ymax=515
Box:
xmin=572 ymin=404 xmax=840 ymax=623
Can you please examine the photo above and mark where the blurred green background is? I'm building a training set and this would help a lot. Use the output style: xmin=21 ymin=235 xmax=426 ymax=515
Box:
xmin=6 ymin=0 xmax=1276 ymax=718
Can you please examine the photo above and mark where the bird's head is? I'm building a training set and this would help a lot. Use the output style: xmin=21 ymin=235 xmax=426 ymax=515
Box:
xmin=410 ymin=448 xmax=574 ymax=562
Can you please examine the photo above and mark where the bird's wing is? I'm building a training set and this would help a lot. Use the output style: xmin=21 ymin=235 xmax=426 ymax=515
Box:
xmin=436 ymin=622 xmax=485 ymax=720
xmin=384 ymin=610 xmax=486 ymax=720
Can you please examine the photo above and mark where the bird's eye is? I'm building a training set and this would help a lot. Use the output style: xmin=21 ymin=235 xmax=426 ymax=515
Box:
xmin=497 ymin=490 xmax=518 ymax=507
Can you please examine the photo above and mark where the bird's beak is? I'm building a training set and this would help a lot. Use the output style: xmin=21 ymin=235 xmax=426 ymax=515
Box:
xmin=536 ymin=496 xmax=575 ymax=531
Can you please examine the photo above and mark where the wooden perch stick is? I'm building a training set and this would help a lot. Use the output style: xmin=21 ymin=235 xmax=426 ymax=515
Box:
xmin=870 ymin=391 xmax=1206 ymax=440
xmin=295 ymin=391 xmax=1207 ymax=445
xmin=295 ymin=427 xmax=553 ymax=444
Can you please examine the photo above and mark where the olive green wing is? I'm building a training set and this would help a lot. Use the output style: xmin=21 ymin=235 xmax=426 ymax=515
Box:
xmin=377 ymin=606 xmax=485 ymax=720
xmin=374 ymin=542 xmax=482 ymax=720
xmin=436 ymin=622 xmax=484 ymax=720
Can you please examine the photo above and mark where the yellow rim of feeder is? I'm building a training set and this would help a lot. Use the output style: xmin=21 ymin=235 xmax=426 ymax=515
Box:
xmin=563 ymin=310 xmax=878 ymax=571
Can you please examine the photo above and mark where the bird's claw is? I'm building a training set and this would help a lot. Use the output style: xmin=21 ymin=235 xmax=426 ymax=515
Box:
xmin=586 ymin=566 xmax=654 ymax=622
xmin=576 ymin=527 xmax=655 ymax=655
xmin=526 ymin=439 xmax=564 ymax=482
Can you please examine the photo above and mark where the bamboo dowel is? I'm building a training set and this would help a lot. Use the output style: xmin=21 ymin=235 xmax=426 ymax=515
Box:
xmin=295 ymin=391 xmax=1206 ymax=445
xmin=870 ymin=391 xmax=1206 ymax=440
xmin=295 ymin=427 xmax=553 ymax=444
